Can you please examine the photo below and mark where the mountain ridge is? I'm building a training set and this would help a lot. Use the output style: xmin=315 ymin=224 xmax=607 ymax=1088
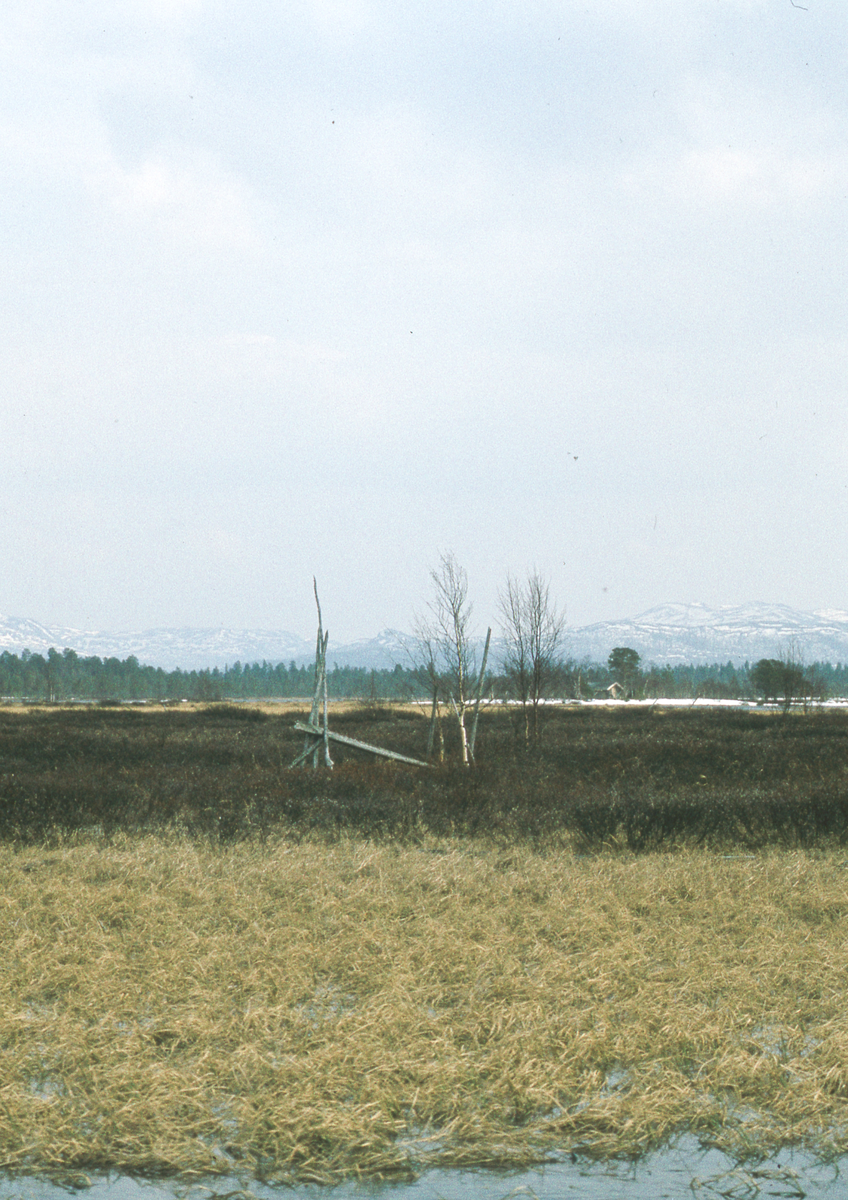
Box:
xmin=1 ymin=602 xmax=848 ymax=670
xmin=568 ymin=603 xmax=848 ymax=667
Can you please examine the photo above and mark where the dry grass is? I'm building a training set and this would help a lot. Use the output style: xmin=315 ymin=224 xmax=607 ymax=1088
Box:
xmin=3 ymin=835 xmax=848 ymax=1184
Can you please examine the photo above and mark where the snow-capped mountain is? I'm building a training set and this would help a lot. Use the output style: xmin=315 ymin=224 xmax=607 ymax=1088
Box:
xmin=322 ymin=629 xmax=416 ymax=671
xmin=1 ymin=602 xmax=848 ymax=670
xmin=341 ymin=606 xmax=848 ymax=670
xmin=566 ymin=603 xmax=848 ymax=667
xmin=0 ymin=616 xmax=313 ymax=671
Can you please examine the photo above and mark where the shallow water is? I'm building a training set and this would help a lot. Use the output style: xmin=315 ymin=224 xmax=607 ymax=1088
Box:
xmin=3 ymin=1141 xmax=845 ymax=1200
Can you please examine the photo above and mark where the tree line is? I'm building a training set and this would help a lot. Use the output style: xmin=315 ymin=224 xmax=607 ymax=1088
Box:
xmin=0 ymin=649 xmax=420 ymax=703
xmin=2 ymin=552 xmax=847 ymax=709
xmin=1 ymin=646 xmax=846 ymax=705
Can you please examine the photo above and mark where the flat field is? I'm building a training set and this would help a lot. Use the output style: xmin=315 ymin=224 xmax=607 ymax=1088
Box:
xmin=2 ymin=704 xmax=848 ymax=1183
xmin=2 ymin=700 xmax=848 ymax=846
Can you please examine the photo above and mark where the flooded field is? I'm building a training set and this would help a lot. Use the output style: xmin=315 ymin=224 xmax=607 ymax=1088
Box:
xmin=4 ymin=1142 xmax=848 ymax=1200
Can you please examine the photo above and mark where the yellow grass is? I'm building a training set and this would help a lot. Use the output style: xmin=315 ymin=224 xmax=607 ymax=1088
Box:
xmin=3 ymin=835 xmax=848 ymax=1183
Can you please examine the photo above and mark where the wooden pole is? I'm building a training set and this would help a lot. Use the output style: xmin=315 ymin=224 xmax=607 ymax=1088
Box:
xmin=296 ymin=579 xmax=334 ymax=770
xmin=293 ymin=722 xmax=432 ymax=768
xmin=469 ymin=627 xmax=492 ymax=762
xmin=305 ymin=579 xmax=324 ymax=767
xmin=321 ymin=630 xmax=333 ymax=768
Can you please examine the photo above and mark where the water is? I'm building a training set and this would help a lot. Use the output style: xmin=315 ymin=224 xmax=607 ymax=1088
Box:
xmin=2 ymin=1141 xmax=845 ymax=1200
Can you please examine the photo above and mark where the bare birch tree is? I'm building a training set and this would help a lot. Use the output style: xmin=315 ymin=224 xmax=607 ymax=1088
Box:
xmin=415 ymin=551 xmax=480 ymax=765
xmin=413 ymin=625 xmax=444 ymax=761
xmin=498 ymin=569 xmax=565 ymax=746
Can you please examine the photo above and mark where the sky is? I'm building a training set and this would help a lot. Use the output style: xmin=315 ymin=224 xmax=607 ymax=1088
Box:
xmin=2 ymin=0 xmax=847 ymax=643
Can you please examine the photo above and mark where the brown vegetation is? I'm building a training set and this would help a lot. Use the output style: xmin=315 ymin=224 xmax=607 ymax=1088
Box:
xmin=5 ymin=837 xmax=848 ymax=1183
xmin=3 ymin=704 xmax=848 ymax=1183
xmin=2 ymin=702 xmax=848 ymax=849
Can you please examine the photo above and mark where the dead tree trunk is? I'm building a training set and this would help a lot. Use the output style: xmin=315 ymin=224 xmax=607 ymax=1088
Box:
xmin=296 ymin=579 xmax=333 ymax=769
xmin=294 ymin=722 xmax=431 ymax=767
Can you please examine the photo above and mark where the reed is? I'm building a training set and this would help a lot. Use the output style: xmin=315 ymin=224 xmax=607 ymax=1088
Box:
xmin=4 ymin=834 xmax=848 ymax=1183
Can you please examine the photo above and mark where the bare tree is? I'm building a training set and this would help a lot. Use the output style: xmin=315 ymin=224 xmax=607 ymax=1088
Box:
xmin=498 ymin=569 xmax=565 ymax=746
xmin=412 ymin=624 xmax=444 ymax=760
xmin=415 ymin=551 xmax=482 ymax=765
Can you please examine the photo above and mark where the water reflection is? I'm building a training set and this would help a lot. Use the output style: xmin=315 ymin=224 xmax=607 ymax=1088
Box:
xmin=3 ymin=1142 xmax=844 ymax=1200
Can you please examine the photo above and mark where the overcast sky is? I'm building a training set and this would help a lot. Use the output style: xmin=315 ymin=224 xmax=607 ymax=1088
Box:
xmin=2 ymin=0 xmax=846 ymax=642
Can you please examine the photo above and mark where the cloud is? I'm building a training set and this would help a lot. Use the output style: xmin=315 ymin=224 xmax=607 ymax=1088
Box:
xmin=123 ymin=0 xmax=203 ymax=21
xmin=302 ymin=0 xmax=372 ymax=33
xmin=678 ymin=145 xmax=843 ymax=205
xmin=0 ymin=9 xmax=262 ymax=251
xmin=94 ymin=150 xmax=261 ymax=247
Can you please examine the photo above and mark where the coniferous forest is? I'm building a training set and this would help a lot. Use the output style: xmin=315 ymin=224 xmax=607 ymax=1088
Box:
xmin=2 ymin=646 xmax=848 ymax=703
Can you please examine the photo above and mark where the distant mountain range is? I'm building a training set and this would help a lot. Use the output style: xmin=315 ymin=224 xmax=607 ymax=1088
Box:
xmin=1 ymin=603 xmax=848 ymax=671
xmin=566 ymin=603 xmax=848 ymax=667
xmin=0 ymin=617 xmax=314 ymax=672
